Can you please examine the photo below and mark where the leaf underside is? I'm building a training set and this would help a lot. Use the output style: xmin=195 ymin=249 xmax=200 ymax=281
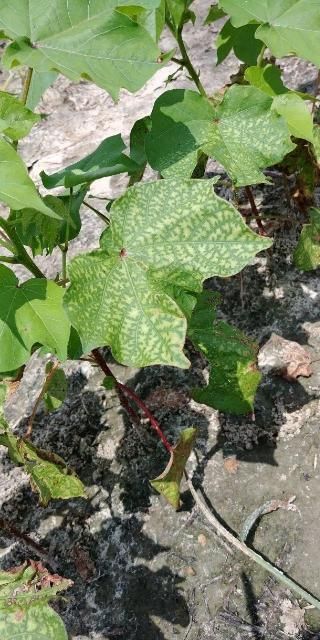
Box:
xmin=64 ymin=178 xmax=271 ymax=368
xmin=146 ymin=86 xmax=295 ymax=186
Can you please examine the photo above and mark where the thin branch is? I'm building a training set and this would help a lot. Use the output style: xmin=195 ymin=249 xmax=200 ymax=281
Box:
xmin=0 ymin=517 xmax=56 ymax=570
xmin=0 ymin=217 xmax=45 ymax=278
xmin=25 ymin=362 xmax=60 ymax=438
xmin=91 ymin=349 xmax=172 ymax=453
xmin=20 ymin=67 xmax=33 ymax=106
xmin=186 ymin=471 xmax=320 ymax=611
xmin=245 ymin=186 xmax=267 ymax=236
xmin=83 ymin=200 xmax=110 ymax=224
xmin=166 ymin=19 xmax=207 ymax=97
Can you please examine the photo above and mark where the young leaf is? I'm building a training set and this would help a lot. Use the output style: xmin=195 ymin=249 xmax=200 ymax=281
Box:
xmin=64 ymin=178 xmax=271 ymax=368
xmin=294 ymin=208 xmax=320 ymax=272
xmin=146 ymin=86 xmax=295 ymax=186
xmin=0 ymin=139 xmax=57 ymax=216
xmin=245 ymin=64 xmax=290 ymax=97
xmin=150 ymin=427 xmax=197 ymax=508
xmin=25 ymin=70 xmax=58 ymax=111
xmin=272 ymin=94 xmax=313 ymax=143
xmin=216 ymin=20 xmax=263 ymax=65
xmin=0 ymin=561 xmax=72 ymax=640
xmin=165 ymin=0 xmax=195 ymax=31
xmin=43 ymin=363 xmax=68 ymax=412
xmin=219 ymin=0 xmax=320 ymax=68
xmin=188 ymin=292 xmax=261 ymax=414
xmin=9 ymin=188 xmax=86 ymax=256
xmin=41 ymin=135 xmax=141 ymax=189
xmin=1 ymin=1 xmax=164 ymax=101
xmin=0 ymin=90 xmax=39 ymax=140
xmin=0 ymin=265 xmax=70 ymax=372
xmin=0 ymin=431 xmax=85 ymax=505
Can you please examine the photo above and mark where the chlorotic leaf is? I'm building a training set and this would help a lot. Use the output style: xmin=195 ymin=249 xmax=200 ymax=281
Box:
xmin=188 ymin=291 xmax=261 ymax=414
xmin=64 ymin=179 xmax=271 ymax=368
xmin=0 ymin=265 xmax=70 ymax=372
xmin=26 ymin=70 xmax=58 ymax=111
xmin=294 ymin=208 xmax=320 ymax=271
xmin=0 ymin=561 xmax=72 ymax=640
xmin=43 ymin=363 xmax=68 ymax=412
xmin=216 ymin=20 xmax=263 ymax=65
xmin=146 ymin=86 xmax=295 ymax=186
xmin=9 ymin=188 xmax=86 ymax=256
xmin=0 ymin=139 xmax=58 ymax=216
xmin=0 ymin=432 xmax=85 ymax=505
xmin=219 ymin=0 xmax=320 ymax=68
xmin=0 ymin=90 xmax=39 ymax=140
xmin=150 ymin=427 xmax=197 ymax=508
xmin=41 ymin=135 xmax=140 ymax=189
xmin=1 ymin=1 xmax=164 ymax=101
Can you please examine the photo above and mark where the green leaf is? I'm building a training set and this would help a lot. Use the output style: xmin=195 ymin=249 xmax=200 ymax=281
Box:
xmin=146 ymin=86 xmax=295 ymax=186
xmin=204 ymin=5 xmax=226 ymax=24
xmin=272 ymin=94 xmax=313 ymax=142
xmin=0 ymin=265 xmax=70 ymax=372
xmin=1 ymin=1 xmax=164 ymax=101
xmin=137 ymin=0 xmax=165 ymax=41
xmin=0 ymin=90 xmax=39 ymax=140
xmin=165 ymin=0 xmax=194 ymax=30
xmin=245 ymin=64 xmax=288 ymax=97
xmin=150 ymin=427 xmax=197 ymax=508
xmin=0 ymin=139 xmax=58 ymax=216
xmin=0 ymin=432 xmax=85 ymax=505
xmin=102 ymin=375 xmax=116 ymax=390
xmin=313 ymin=124 xmax=320 ymax=163
xmin=216 ymin=20 xmax=263 ymax=65
xmin=9 ymin=188 xmax=86 ymax=256
xmin=294 ymin=208 xmax=320 ymax=271
xmin=0 ymin=382 xmax=9 ymax=431
xmin=43 ymin=363 xmax=68 ymax=412
xmin=188 ymin=292 xmax=261 ymax=414
xmin=0 ymin=561 xmax=71 ymax=640
xmin=26 ymin=70 xmax=58 ymax=111
xmin=219 ymin=0 xmax=320 ymax=68
xmin=41 ymin=135 xmax=140 ymax=189
xmin=64 ymin=178 xmax=271 ymax=368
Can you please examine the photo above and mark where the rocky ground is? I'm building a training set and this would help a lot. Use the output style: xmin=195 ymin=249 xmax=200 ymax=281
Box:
xmin=1 ymin=2 xmax=320 ymax=639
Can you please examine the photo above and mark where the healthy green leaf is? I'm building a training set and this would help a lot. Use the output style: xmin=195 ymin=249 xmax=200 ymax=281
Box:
xmin=0 ymin=139 xmax=58 ymax=216
xmin=272 ymin=94 xmax=313 ymax=142
xmin=294 ymin=208 xmax=320 ymax=271
xmin=43 ymin=362 xmax=68 ymax=412
xmin=64 ymin=178 xmax=271 ymax=368
xmin=41 ymin=135 xmax=140 ymax=189
xmin=9 ymin=188 xmax=86 ymax=256
xmin=0 ymin=431 xmax=85 ymax=505
xmin=150 ymin=427 xmax=197 ymax=508
xmin=216 ymin=20 xmax=263 ymax=65
xmin=188 ymin=292 xmax=261 ymax=414
xmin=205 ymin=5 xmax=226 ymax=24
xmin=102 ymin=375 xmax=116 ymax=390
xmin=0 ymin=265 xmax=70 ymax=372
xmin=26 ymin=70 xmax=58 ymax=111
xmin=165 ymin=0 xmax=195 ymax=30
xmin=1 ymin=1 xmax=164 ymax=101
xmin=219 ymin=0 xmax=320 ymax=68
xmin=0 ymin=90 xmax=39 ymax=140
xmin=137 ymin=0 xmax=165 ymax=41
xmin=146 ymin=86 xmax=295 ymax=185
xmin=245 ymin=64 xmax=289 ymax=97
xmin=0 ymin=561 xmax=72 ymax=640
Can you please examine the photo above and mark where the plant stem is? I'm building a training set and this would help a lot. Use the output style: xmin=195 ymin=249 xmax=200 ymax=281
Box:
xmin=245 ymin=186 xmax=267 ymax=236
xmin=257 ymin=45 xmax=267 ymax=68
xmin=20 ymin=67 xmax=33 ymax=106
xmin=0 ymin=217 xmax=45 ymax=278
xmin=0 ymin=516 xmax=56 ymax=570
xmin=0 ymin=255 xmax=19 ymax=264
xmin=25 ymin=361 xmax=60 ymax=438
xmin=167 ymin=19 xmax=207 ymax=98
xmin=91 ymin=348 xmax=172 ymax=453
xmin=186 ymin=471 xmax=320 ymax=611
xmin=83 ymin=200 xmax=110 ymax=224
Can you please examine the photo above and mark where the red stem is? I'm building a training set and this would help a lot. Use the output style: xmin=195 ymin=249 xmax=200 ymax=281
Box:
xmin=91 ymin=349 xmax=173 ymax=453
xmin=245 ymin=186 xmax=267 ymax=236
